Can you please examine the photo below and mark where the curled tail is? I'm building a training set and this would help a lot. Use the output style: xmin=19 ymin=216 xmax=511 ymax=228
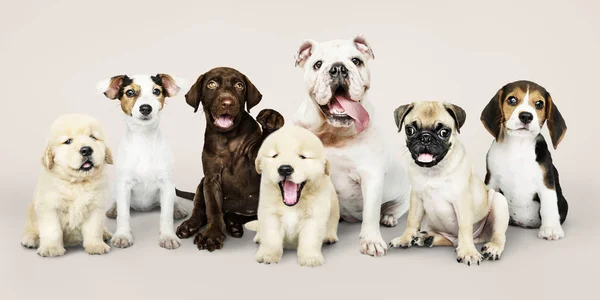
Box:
xmin=175 ymin=189 xmax=195 ymax=201
xmin=244 ymin=220 xmax=259 ymax=232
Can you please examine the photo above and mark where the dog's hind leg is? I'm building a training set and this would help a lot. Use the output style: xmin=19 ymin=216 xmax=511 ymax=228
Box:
xmin=481 ymin=190 xmax=509 ymax=261
xmin=21 ymin=204 xmax=39 ymax=249
xmin=324 ymin=190 xmax=340 ymax=245
xmin=380 ymin=200 xmax=406 ymax=227
xmin=105 ymin=202 xmax=117 ymax=219
xmin=224 ymin=213 xmax=257 ymax=238
xmin=176 ymin=178 xmax=207 ymax=239
xmin=173 ymin=200 xmax=189 ymax=220
xmin=411 ymin=231 xmax=454 ymax=247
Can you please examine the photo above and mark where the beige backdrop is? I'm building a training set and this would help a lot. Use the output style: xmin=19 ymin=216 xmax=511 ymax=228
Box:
xmin=1 ymin=0 xmax=598 ymax=299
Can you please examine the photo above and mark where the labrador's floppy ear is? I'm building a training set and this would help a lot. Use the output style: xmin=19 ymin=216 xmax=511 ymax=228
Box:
xmin=185 ymin=74 xmax=204 ymax=113
xmin=254 ymin=156 xmax=262 ymax=174
xmin=480 ymin=88 xmax=504 ymax=140
xmin=105 ymin=147 xmax=114 ymax=165
xmin=443 ymin=103 xmax=467 ymax=133
xmin=545 ymin=95 xmax=567 ymax=149
xmin=41 ymin=143 xmax=54 ymax=170
xmin=324 ymin=159 xmax=330 ymax=176
xmin=243 ymin=74 xmax=262 ymax=112
xmin=394 ymin=103 xmax=414 ymax=132
xmin=97 ymin=75 xmax=129 ymax=100
xmin=153 ymin=74 xmax=182 ymax=97
xmin=295 ymin=39 xmax=317 ymax=67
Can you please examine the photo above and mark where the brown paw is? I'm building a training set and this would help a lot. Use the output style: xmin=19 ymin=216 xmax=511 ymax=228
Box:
xmin=194 ymin=228 xmax=226 ymax=252
xmin=257 ymin=109 xmax=284 ymax=133
xmin=176 ymin=218 xmax=203 ymax=239
xmin=226 ymin=222 xmax=244 ymax=238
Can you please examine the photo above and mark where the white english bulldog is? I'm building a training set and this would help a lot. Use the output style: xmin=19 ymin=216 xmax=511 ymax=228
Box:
xmin=293 ymin=36 xmax=412 ymax=257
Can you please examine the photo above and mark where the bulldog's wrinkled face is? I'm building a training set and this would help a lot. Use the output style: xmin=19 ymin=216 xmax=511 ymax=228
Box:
xmin=98 ymin=74 xmax=181 ymax=125
xmin=256 ymin=125 xmax=329 ymax=206
xmin=42 ymin=114 xmax=113 ymax=181
xmin=295 ymin=36 xmax=375 ymax=132
xmin=395 ymin=102 xmax=466 ymax=168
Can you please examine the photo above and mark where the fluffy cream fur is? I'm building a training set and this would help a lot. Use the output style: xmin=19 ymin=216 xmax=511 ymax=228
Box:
xmin=21 ymin=114 xmax=113 ymax=257
xmin=247 ymin=125 xmax=339 ymax=267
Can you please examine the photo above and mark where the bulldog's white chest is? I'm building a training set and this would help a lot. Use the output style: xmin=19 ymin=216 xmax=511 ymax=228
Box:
xmin=326 ymin=147 xmax=364 ymax=220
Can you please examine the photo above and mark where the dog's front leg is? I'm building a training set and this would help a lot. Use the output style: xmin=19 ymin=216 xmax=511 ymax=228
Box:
xmin=36 ymin=209 xmax=66 ymax=257
xmin=358 ymin=168 xmax=387 ymax=257
xmin=82 ymin=208 xmax=110 ymax=255
xmin=194 ymin=176 xmax=226 ymax=251
xmin=455 ymin=193 xmax=482 ymax=266
xmin=298 ymin=219 xmax=326 ymax=267
xmin=158 ymin=182 xmax=181 ymax=249
xmin=389 ymin=191 xmax=425 ymax=248
xmin=111 ymin=182 xmax=134 ymax=248
xmin=537 ymin=188 xmax=564 ymax=240
xmin=255 ymin=216 xmax=283 ymax=264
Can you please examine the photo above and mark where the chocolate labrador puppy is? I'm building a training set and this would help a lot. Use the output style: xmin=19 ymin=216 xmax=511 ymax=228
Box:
xmin=175 ymin=67 xmax=284 ymax=251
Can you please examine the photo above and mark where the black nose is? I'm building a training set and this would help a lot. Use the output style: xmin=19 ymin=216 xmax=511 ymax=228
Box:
xmin=519 ymin=112 xmax=533 ymax=124
xmin=420 ymin=133 xmax=433 ymax=144
xmin=80 ymin=146 xmax=93 ymax=156
xmin=278 ymin=165 xmax=294 ymax=177
xmin=329 ymin=63 xmax=348 ymax=78
xmin=139 ymin=104 xmax=152 ymax=116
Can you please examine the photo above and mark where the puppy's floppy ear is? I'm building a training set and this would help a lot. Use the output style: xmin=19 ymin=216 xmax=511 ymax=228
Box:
xmin=41 ymin=143 xmax=54 ymax=170
xmin=295 ymin=39 xmax=317 ymax=68
xmin=185 ymin=74 xmax=204 ymax=113
xmin=545 ymin=95 xmax=567 ymax=149
xmin=105 ymin=147 xmax=114 ymax=165
xmin=324 ymin=159 xmax=330 ymax=176
xmin=254 ymin=156 xmax=262 ymax=174
xmin=480 ymin=88 xmax=504 ymax=140
xmin=353 ymin=35 xmax=375 ymax=60
xmin=394 ymin=103 xmax=414 ymax=132
xmin=443 ymin=103 xmax=467 ymax=133
xmin=243 ymin=74 xmax=262 ymax=112
xmin=153 ymin=74 xmax=182 ymax=97
xmin=98 ymin=75 xmax=129 ymax=100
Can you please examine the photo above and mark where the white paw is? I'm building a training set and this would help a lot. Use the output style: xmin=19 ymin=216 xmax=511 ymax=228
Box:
xmin=538 ymin=225 xmax=564 ymax=240
xmin=481 ymin=242 xmax=504 ymax=261
xmin=111 ymin=231 xmax=134 ymax=248
xmin=21 ymin=235 xmax=39 ymax=249
xmin=84 ymin=242 xmax=111 ymax=255
xmin=37 ymin=244 xmax=66 ymax=257
xmin=255 ymin=247 xmax=283 ymax=265
xmin=456 ymin=245 xmax=483 ymax=266
xmin=359 ymin=232 xmax=387 ymax=257
xmin=159 ymin=234 xmax=181 ymax=250
xmin=380 ymin=215 xmax=398 ymax=227
xmin=298 ymin=253 xmax=325 ymax=267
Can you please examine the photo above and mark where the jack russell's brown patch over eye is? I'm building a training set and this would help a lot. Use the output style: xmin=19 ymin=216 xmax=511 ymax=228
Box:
xmin=120 ymin=83 xmax=141 ymax=116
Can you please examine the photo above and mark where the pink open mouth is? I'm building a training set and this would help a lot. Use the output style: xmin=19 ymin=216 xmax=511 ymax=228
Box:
xmin=278 ymin=180 xmax=306 ymax=206
xmin=213 ymin=114 xmax=234 ymax=129
xmin=417 ymin=153 xmax=435 ymax=163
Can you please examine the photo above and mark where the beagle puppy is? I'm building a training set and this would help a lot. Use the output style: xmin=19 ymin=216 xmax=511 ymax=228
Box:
xmin=480 ymin=80 xmax=568 ymax=240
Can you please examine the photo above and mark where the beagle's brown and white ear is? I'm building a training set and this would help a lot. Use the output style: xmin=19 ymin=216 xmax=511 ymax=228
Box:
xmin=254 ymin=156 xmax=262 ymax=174
xmin=295 ymin=39 xmax=317 ymax=68
xmin=353 ymin=35 xmax=375 ymax=60
xmin=153 ymin=74 xmax=183 ymax=98
xmin=105 ymin=147 xmax=114 ymax=165
xmin=324 ymin=159 xmax=330 ymax=176
xmin=41 ymin=144 xmax=54 ymax=170
xmin=480 ymin=89 xmax=504 ymax=140
xmin=185 ymin=74 xmax=204 ymax=113
xmin=394 ymin=103 xmax=414 ymax=132
xmin=545 ymin=95 xmax=567 ymax=149
xmin=243 ymin=74 xmax=262 ymax=112
xmin=97 ymin=75 xmax=129 ymax=100
xmin=443 ymin=103 xmax=467 ymax=133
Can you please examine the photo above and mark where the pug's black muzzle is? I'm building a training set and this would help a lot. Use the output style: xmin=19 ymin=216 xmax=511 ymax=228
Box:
xmin=407 ymin=131 xmax=450 ymax=168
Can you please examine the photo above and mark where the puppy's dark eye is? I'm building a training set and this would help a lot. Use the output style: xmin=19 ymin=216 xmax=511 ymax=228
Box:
xmin=153 ymin=88 xmax=161 ymax=96
xmin=271 ymin=154 xmax=278 ymax=158
xmin=351 ymin=58 xmax=362 ymax=66
xmin=507 ymin=96 xmax=518 ymax=106
xmin=90 ymin=135 xmax=97 ymax=140
xmin=64 ymin=139 xmax=73 ymax=145
xmin=235 ymin=82 xmax=244 ymax=90
xmin=299 ymin=155 xmax=307 ymax=159
xmin=405 ymin=126 xmax=416 ymax=136
xmin=207 ymin=81 xmax=218 ymax=89
xmin=313 ymin=60 xmax=323 ymax=70
xmin=535 ymin=100 xmax=544 ymax=110
xmin=125 ymin=90 xmax=135 ymax=97
xmin=439 ymin=128 xmax=451 ymax=138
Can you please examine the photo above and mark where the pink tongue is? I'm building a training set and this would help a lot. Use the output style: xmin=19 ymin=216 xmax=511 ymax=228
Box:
xmin=215 ymin=116 xmax=233 ymax=128
xmin=283 ymin=180 xmax=299 ymax=206
xmin=417 ymin=153 xmax=434 ymax=163
xmin=82 ymin=162 xmax=93 ymax=169
xmin=333 ymin=95 xmax=370 ymax=132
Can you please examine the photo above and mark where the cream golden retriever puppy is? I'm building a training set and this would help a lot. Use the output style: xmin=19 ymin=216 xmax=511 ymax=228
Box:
xmin=21 ymin=114 xmax=113 ymax=257
xmin=246 ymin=125 xmax=339 ymax=267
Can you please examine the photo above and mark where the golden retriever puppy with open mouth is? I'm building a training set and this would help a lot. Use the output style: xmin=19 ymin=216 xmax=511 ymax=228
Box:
xmin=21 ymin=114 xmax=114 ymax=257
xmin=246 ymin=125 xmax=339 ymax=267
